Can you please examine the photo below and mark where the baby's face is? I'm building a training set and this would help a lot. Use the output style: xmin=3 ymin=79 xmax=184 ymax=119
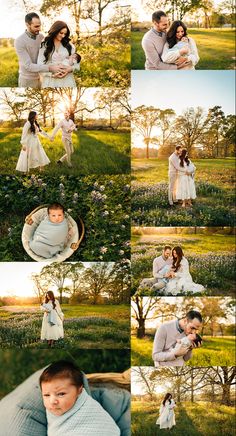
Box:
xmin=48 ymin=208 xmax=64 ymax=223
xmin=41 ymin=377 xmax=82 ymax=416
xmin=187 ymin=333 xmax=196 ymax=342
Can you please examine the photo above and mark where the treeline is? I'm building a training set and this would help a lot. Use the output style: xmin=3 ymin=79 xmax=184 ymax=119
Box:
xmin=132 ymin=105 xmax=235 ymax=158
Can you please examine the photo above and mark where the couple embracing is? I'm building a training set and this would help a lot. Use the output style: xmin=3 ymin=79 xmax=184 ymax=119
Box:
xmin=15 ymin=12 xmax=80 ymax=88
xmin=169 ymin=145 xmax=196 ymax=207
xmin=142 ymin=10 xmax=199 ymax=70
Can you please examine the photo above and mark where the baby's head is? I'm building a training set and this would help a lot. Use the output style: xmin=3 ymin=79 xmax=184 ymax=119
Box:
xmin=39 ymin=360 xmax=84 ymax=416
xmin=187 ymin=333 xmax=202 ymax=346
xmin=47 ymin=203 xmax=65 ymax=223
xmin=72 ymin=52 xmax=81 ymax=63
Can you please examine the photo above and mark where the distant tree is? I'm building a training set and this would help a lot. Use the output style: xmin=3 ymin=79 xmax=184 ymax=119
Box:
xmin=83 ymin=0 xmax=119 ymax=44
xmin=131 ymin=296 xmax=158 ymax=338
xmin=133 ymin=366 xmax=159 ymax=400
xmin=95 ymin=88 xmax=130 ymax=128
xmin=157 ymin=109 xmax=176 ymax=150
xmin=66 ymin=262 xmax=85 ymax=297
xmin=206 ymin=367 xmax=236 ymax=405
xmin=107 ymin=261 xmax=130 ymax=304
xmin=132 ymin=106 xmax=160 ymax=158
xmin=40 ymin=263 xmax=72 ymax=303
xmin=144 ymin=0 xmax=201 ymax=20
xmin=174 ymin=106 xmax=206 ymax=156
xmin=81 ymin=263 xmax=114 ymax=304
xmin=205 ymin=106 xmax=225 ymax=158
xmin=0 ymin=89 xmax=26 ymax=122
xmin=31 ymin=272 xmax=49 ymax=303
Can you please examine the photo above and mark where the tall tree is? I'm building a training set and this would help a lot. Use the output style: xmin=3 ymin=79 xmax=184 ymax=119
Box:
xmin=0 ymin=89 xmax=26 ymax=122
xmin=132 ymin=106 xmax=160 ymax=159
xmin=81 ymin=262 xmax=114 ymax=304
xmin=83 ymin=0 xmax=118 ymax=44
xmin=131 ymin=296 xmax=157 ymax=338
xmin=205 ymin=105 xmax=225 ymax=158
xmin=157 ymin=108 xmax=176 ymax=151
xmin=40 ymin=262 xmax=72 ymax=303
xmin=174 ymin=106 xmax=206 ymax=155
xmin=31 ymin=272 xmax=49 ymax=303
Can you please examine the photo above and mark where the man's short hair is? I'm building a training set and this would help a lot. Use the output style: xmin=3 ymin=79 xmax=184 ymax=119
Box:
xmin=175 ymin=145 xmax=182 ymax=151
xmin=186 ymin=310 xmax=203 ymax=323
xmin=164 ymin=245 xmax=172 ymax=251
xmin=25 ymin=13 xmax=40 ymax=24
xmin=152 ymin=11 xmax=167 ymax=23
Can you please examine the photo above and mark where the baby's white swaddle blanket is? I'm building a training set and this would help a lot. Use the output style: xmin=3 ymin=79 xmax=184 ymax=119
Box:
xmin=29 ymin=217 xmax=68 ymax=258
xmin=47 ymin=388 xmax=120 ymax=436
xmin=41 ymin=302 xmax=58 ymax=326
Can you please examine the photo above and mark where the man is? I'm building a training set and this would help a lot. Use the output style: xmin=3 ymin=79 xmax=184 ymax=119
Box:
xmin=139 ymin=246 xmax=172 ymax=292
xmin=168 ymin=145 xmax=191 ymax=206
xmin=14 ymin=12 xmax=67 ymax=88
xmin=141 ymin=10 xmax=187 ymax=70
xmin=51 ymin=111 xmax=77 ymax=168
xmin=152 ymin=310 xmax=203 ymax=366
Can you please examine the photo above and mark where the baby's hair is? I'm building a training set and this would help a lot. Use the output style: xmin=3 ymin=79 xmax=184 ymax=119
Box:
xmin=47 ymin=202 xmax=65 ymax=214
xmin=39 ymin=360 xmax=84 ymax=388
xmin=193 ymin=333 xmax=202 ymax=346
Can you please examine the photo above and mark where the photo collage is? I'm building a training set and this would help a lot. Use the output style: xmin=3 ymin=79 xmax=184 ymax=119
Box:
xmin=0 ymin=1 xmax=235 ymax=435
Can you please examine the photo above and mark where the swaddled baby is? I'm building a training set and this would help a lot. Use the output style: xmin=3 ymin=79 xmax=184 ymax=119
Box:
xmin=29 ymin=203 xmax=68 ymax=258
xmin=40 ymin=360 xmax=120 ymax=436
xmin=173 ymin=333 xmax=202 ymax=361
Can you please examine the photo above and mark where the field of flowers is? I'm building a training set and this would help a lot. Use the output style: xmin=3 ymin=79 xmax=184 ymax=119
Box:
xmin=0 ymin=305 xmax=130 ymax=348
xmin=131 ymin=158 xmax=235 ymax=226
xmin=0 ymin=174 xmax=130 ymax=261
xmin=131 ymin=233 xmax=235 ymax=295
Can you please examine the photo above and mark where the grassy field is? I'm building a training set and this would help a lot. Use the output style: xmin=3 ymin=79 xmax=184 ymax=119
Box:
xmin=131 ymin=232 xmax=235 ymax=295
xmin=131 ymin=28 xmax=235 ymax=69
xmin=132 ymin=401 xmax=235 ymax=435
xmin=0 ymin=127 xmax=130 ymax=175
xmin=0 ymin=304 xmax=130 ymax=349
xmin=132 ymin=158 xmax=235 ymax=226
xmin=0 ymin=42 xmax=130 ymax=87
xmin=131 ymin=336 xmax=235 ymax=366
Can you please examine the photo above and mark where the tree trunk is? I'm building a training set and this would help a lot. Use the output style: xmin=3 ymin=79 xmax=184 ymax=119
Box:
xmin=137 ymin=318 xmax=145 ymax=338
xmin=221 ymin=384 xmax=231 ymax=405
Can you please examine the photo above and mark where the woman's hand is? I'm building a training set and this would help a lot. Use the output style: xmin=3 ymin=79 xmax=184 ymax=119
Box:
xmin=22 ymin=146 xmax=27 ymax=151
xmin=179 ymin=46 xmax=189 ymax=55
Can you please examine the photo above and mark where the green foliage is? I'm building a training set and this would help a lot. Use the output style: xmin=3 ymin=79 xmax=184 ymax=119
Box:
xmin=131 ymin=336 xmax=235 ymax=366
xmin=131 ymin=29 xmax=236 ymax=70
xmin=0 ymin=348 xmax=130 ymax=399
xmin=0 ymin=305 xmax=130 ymax=349
xmin=0 ymin=174 xmax=130 ymax=261
xmin=0 ymin=128 xmax=130 ymax=175
xmin=132 ymin=401 xmax=236 ymax=436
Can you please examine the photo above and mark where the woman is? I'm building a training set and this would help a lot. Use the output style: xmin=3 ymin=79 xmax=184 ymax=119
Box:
xmin=40 ymin=291 xmax=64 ymax=347
xmin=16 ymin=111 xmax=50 ymax=173
xmin=162 ymin=21 xmax=199 ymax=69
xmin=165 ymin=247 xmax=205 ymax=295
xmin=173 ymin=148 xmax=196 ymax=208
xmin=156 ymin=393 xmax=176 ymax=430
xmin=37 ymin=21 xmax=80 ymax=88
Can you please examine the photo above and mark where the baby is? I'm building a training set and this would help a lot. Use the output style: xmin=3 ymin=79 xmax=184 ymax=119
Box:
xmin=52 ymin=52 xmax=81 ymax=78
xmin=173 ymin=333 xmax=202 ymax=359
xmin=39 ymin=360 xmax=120 ymax=436
xmin=29 ymin=203 xmax=69 ymax=259
xmin=157 ymin=264 xmax=174 ymax=286
xmin=162 ymin=36 xmax=191 ymax=69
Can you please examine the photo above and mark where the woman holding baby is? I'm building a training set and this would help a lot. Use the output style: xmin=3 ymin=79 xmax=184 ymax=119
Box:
xmin=162 ymin=20 xmax=199 ymax=69
xmin=41 ymin=290 xmax=64 ymax=348
xmin=156 ymin=393 xmax=176 ymax=429
xmin=37 ymin=21 xmax=80 ymax=87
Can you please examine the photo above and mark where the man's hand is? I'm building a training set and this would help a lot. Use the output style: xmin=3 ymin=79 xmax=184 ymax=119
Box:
xmin=175 ymin=56 xmax=187 ymax=66
xmin=174 ymin=345 xmax=190 ymax=357
xmin=22 ymin=145 xmax=26 ymax=151
xmin=192 ymin=341 xmax=202 ymax=349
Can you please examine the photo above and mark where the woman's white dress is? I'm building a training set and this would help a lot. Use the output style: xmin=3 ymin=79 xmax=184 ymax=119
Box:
xmin=41 ymin=299 xmax=64 ymax=340
xmin=162 ymin=36 xmax=199 ymax=69
xmin=165 ymin=257 xmax=204 ymax=295
xmin=156 ymin=399 xmax=176 ymax=429
xmin=37 ymin=43 xmax=80 ymax=88
xmin=174 ymin=161 xmax=196 ymax=201
xmin=16 ymin=121 xmax=50 ymax=172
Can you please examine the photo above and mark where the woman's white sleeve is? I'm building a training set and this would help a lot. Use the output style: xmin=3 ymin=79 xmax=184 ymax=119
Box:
xmin=41 ymin=303 xmax=51 ymax=312
xmin=37 ymin=46 xmax=52 ymax=76
xmin=38 ymin=129 xmax=50 ymax=139
xmin=175 ymin=258 xmax=189 ymax=278
xmin=187 ymin=38 xmax=200 ymax=66
xmin=162 ymin=43 xmax=180 ymax=63
xmin=20 ymin=122 xmax=30 ymax=146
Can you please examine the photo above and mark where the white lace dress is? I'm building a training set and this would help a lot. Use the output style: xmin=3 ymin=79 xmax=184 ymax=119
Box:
xmin=174 ymin=161 xmax=196 ymax=201
xmin=40 ymin=299 xmax=64 ymax=341
xmin=16 ymin=121 xmax=50 ymax=172
xmin=156 ymin=399 xmax=176 ymax=429
xmin=37 ymin=43 xmax=80 ymax=88
xmin=165 ymin=257 xmax=204 ymax=295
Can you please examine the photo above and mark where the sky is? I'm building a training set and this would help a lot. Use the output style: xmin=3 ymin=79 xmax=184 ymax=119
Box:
xmin=131 ymin=367 xmax=170 ymax=395
xmin=132 ymin=71 xmax=235 ymax=115
xmin=0 ymin=0 xmax=129 ymax=38
xmin=0 ymin=262 xmax=92 ymax=297
xmin=131 ymin=0 xmax=225 ymax=22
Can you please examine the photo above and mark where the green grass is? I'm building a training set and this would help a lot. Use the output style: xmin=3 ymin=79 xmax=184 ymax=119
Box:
xmin=0 ymin=46 xmax=18 ymax=86
xmin=131 ymin=28 xmax=236 ymax=70
xmin=132 ymin=401 xmax=235 ymax=435
xmin=0 ymin=127 xmax=130 ymax=175
xmin=0 ymin=304 xmax=130 ymax=349
xmin=131 ymin=336 xmax=235 ymax=366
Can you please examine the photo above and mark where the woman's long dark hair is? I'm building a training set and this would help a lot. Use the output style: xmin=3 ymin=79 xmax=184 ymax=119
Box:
xmin=172 ymin=246 xmax=184 ymax=272
xmin=28 ymin=111 xmax=41 ymax=134
xmin=45 ymin=291 xmax=56 ymax=309
xmin=166 ymin=20 xmax=187 ymax=48
xmin=41 ymin=21 xmax=72 ymax=63
xmin=180 ymin=148 xmax=190 ymax=167
xmin=163 ymin=393 xmax=172 ymax=406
